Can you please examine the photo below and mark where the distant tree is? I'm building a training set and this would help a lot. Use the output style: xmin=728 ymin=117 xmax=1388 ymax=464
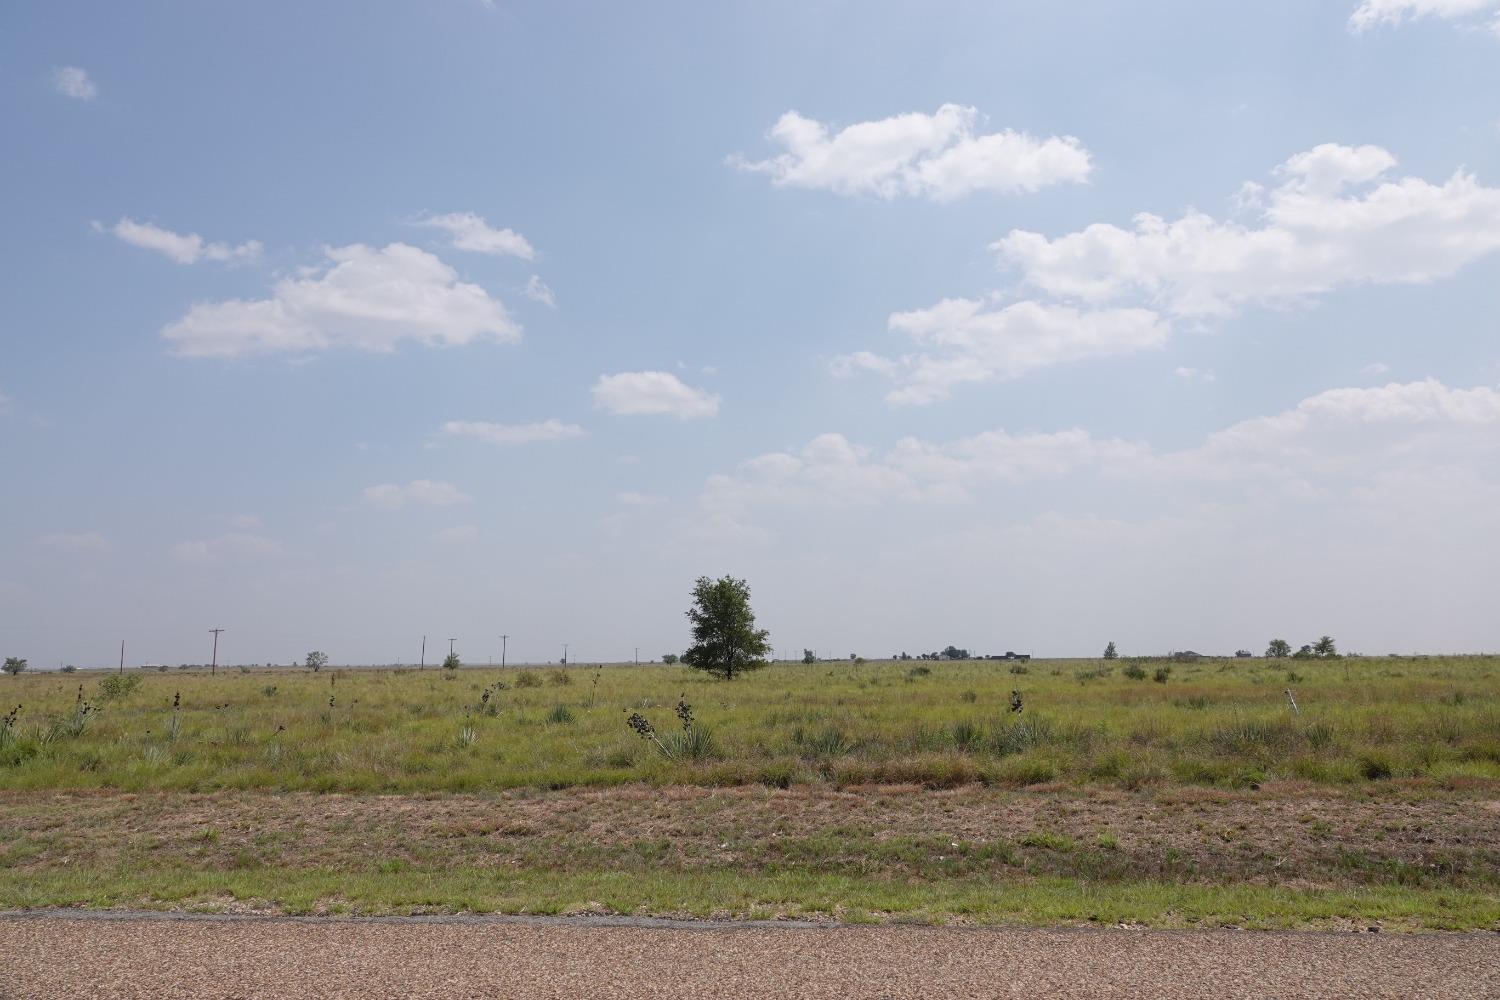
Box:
xmin=1234 ymin=649 xmax=1253 ymax=658
xmin=802 ymin=649 xmax=817 ymax=664
xmin=662 ymin=653 xmax=679 ymax=665
xmin=1294 ymin=644 xmax=1315 ymax=659
xmin=1313 ymin=635 xmax=1337 ymax=657
xmin=304 ymin=651 xmax=329 ymax=672
xmin=681 ymin=575 xmax=770 ymax=680
xmin=2 ymin=657 xmax=26 ymax=676
xmin=941 ymin=645 xmax=969 ymax=661
xmin=442 ymin=652 xmax=462 ymax=671
xmin=1266 ymin=639 xmax=1292 ymax=659
xmin=1103 ymin=641 xmax=1118 ymax=660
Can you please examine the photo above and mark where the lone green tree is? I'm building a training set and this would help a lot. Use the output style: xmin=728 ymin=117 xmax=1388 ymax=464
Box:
xmin=2 ymin=657 xmax=26 ymax=677
xmin=1266 ymin=638 xmax=1291 ymax=658
xmin=1313 ymin=635 xmax=1337 ymax=657
xmin=1103 ymin=641 xmax=1118 ymax=660
xmin=681 ymin=575 xmax=770 ymax=680
xmin=802 ymin=649 xmax=816 ymax=664
xmin=305 ymin=651 xmax=329 ymax=672
xmin=442 ymin=651 xmax=462 ymax=671
xmin=662 ymin=653 xmax=679 ymax=665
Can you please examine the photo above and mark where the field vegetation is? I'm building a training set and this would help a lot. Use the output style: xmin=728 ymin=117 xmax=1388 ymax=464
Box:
xmin=4 ymin=655 xmax=1497 ymax=928
xmin=1 ymin=655 xmax=1497 ymax=794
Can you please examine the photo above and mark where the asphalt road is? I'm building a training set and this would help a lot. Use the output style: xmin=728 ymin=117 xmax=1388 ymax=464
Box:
xmin=3 ymin=912 xmax=1497 ymax=999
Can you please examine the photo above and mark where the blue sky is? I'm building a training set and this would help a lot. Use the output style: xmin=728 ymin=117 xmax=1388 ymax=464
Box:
xmin=3 ymin=0 xmax=1499 ymax=667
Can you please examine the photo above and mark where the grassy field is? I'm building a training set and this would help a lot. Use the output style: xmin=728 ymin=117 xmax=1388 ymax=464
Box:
xmin=1 ymin=655 xmax=1497 ymax=793
xmin=3 ymin=656 xmax=1497 ymax=929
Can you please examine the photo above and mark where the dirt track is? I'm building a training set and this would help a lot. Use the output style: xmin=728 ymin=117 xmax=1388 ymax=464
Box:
xmin=3 ymin=912 xmax=1497 ymax=999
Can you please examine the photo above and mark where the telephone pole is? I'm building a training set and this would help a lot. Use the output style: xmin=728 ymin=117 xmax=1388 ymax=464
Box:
xmin=208 ymin=628 xmax=224 ymax=676
xmin=499 ymin=634 xmax=509 ymax=669
xmin=561 ymin=642 xmax=568 ymax=665
xmin=119 ymin=640 xmax=125 ymax=675
xmin=448 ymin=638 xmax=457 ymax=657
xmin=420 ymin=635 xmax=426 ymax=669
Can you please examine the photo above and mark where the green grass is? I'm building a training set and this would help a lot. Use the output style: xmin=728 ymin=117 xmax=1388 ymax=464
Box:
xmin=3 ymin=864 xmax=1494 ymax=930
xmin=2 ymin=655 xmax=1498 ymax=793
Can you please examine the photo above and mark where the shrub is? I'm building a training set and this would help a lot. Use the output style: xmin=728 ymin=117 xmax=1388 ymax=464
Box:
xmin=548 ymin=670 xmax=572 ymax=686
xmin=1008 ymin=663 xmax=1029 ymax=675
xmin=1122 ymin=662 xmax=1147 ymax=681
xmin=98 ymin=674 xmax=142 ymax=701
xmin=61 ymin=665 xmax=78 ymax=674
xmin=514 ymin=670 xmax=541 ymax=688
xmin=546 ymin=704 xmax=574 ymax=725
xmin=1153 ymin=666 xmax=1172 ymax=683
xmin=1360 ymin=753 xmax=1395 ymax=781
xmin=441 ymin=653 xmax=461 ymax=672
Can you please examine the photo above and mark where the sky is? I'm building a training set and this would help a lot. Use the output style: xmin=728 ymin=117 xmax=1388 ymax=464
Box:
xmin=3 ymin=0 xmax=1499 ymax=668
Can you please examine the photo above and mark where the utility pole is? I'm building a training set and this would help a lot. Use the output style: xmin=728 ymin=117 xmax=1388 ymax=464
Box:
xmin=209 ymin=628 xmax=224 ymax=676
xmin=634 ymin=647 xmax=639 ymax=666
xmin=448 ymin=638 xmax=457 ymax=658
xmin=420 ymin=635 xmax=426 ymax=670
xmin=499 ymin=634 xmax=508 ymax=669
xmin=562 ymin=642 xmax=568 ymax=665
xmin=119 ymin=640 xmax=125 ymax=675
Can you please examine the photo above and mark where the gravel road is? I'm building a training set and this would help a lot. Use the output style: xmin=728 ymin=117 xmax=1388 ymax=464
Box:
xmin=3 ymin=912 xmax=1496 ymax=999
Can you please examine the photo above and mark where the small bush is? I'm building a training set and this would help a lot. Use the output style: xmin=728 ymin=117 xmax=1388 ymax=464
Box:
xmin=1008 ymin=663 xmax=1029 ymax=675
xmin=548 ymin=670 xmax=572 ymax=687
xmin=546 ymin=704 xmax=574 ymax=725
xmin=514 ymin=670 xmax=542 ymax=688
xmin=98 ymin=674 xmax=142 ymax=701
xmin=758 ymin=761 xmax=795 ymax=789
xmin=1153 ymin=666 xmax=1172 ymax=683
xmin=1360 ymin=753 xmax=1395 ymax=781
xmin=1122 ymin=662 xmax=1147 ymax=681
xmin=61 ymin=665 xmax=78 ymax=674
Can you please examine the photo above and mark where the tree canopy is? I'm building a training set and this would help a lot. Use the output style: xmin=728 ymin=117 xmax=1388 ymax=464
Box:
xmin=682 ymin=575 xmax=770 ymax=680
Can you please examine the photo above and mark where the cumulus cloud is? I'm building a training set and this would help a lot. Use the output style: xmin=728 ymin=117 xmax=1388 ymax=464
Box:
xmin=704 ymin=428 xmax=1145 ymax=517
xmin=841 ymin=144 xmax=1500 ymax=404
xmin=434 ymin=524 xmax=480 ymax=544
xmin=730 ymin=104 xmax=1091 ymax=200
xmin=439 ymin=419 xmax=584 ymax=444
xmin=524 ymin=275 xmax=556 ymax=307
xmin=415 ymin=212 xmax=534 ymax=259
xmin=170 ymin=533 xmax=283 ymax=563
xmin=703 ymin=380 xmax=1500 ymax=522
xmin=37 ymin=532 xmax=109 ymax=552
xmin=162 ymin=243 xmax=518 ymax=357
xmin=1349 ymin=0 xmax=1500 ymax=34
xmin=362 ymin=480 xmax=471 ymax=509
xmin=105 ymin=218 xmax=262 ymax=265
xmin=994 ymin=144 xmax=1500 ymax=319
xmin=833 ymin=299 xmax=1168 ymax=405
xmin=592 ymin=371 xmax=720 ymax=419
xmin=1174 ymin=366 xmax=1216 ymax=382
xmin=53 ymin=66 xmax=96 ymax=100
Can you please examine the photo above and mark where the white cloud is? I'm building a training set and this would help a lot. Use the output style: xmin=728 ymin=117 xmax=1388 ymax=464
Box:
xmin=434 ymin=524 xmax=480 ymax=544
xmin=162 ymin=243 xmax=518 ymax=357
xmin=37 ymin=532 xmax=109 ymax=552
xmin=592 ymin=371 xmax=720 ymax=419
xmin=362 ymin=479 xmax=471 ymax=509
xmin=730 ymin=104 xmax=1092 ymax=201
xmin=1174 ymin=366 xmax=1217 ymax=382
xmin=416 ymin=212 xmax=534 ymax=259
xmin=524 ymin=275 xmax=556 ymax=307
xmin=106 ymin=218 xmax=262 ymax=265
xmin=993 ymin=144 xmax=1500 ymax=320
xmin=617 ymin=491 xmax=666 ymax=506
xmin=169 ymin=533 xmax=283 ymax=563
xmin=440 ymin=419 xmax=584 ymax=444
xmin=1349 ymin=0 xmax=1500 ymax=35
xmin=833 ymin=299 xmax=1168 ymax=405
xmin=53 ymin=66 xmax=96 ymax=100
xmin=702 ymin=380 xmax=1500 ymax=524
